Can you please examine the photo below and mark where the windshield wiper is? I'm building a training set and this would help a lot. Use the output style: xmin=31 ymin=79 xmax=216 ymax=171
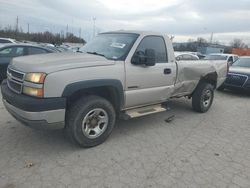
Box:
xmin=86 ymin=51 xmax=106 ymax=58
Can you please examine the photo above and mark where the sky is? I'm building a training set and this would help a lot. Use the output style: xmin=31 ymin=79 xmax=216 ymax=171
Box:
xmin=0 ymin=0 xmax=250 ymax=45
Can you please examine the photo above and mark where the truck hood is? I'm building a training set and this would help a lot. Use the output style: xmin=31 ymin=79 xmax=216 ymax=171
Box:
xmin=229 ymin=66 xmax=250 ymax=75
xmin=10 ymin=52 xmax=115 ymax=73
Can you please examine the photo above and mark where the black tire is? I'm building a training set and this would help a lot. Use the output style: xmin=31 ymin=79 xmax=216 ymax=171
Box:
xmin=65 ymin=95 xmax=116 ymax=147
xmin=0 ymin=73 xmax=3 ymax=84
xmin=217 ymin=85 xmax=225 ymax=91
xmin=192 ymin=82 xmax=214 ymax=113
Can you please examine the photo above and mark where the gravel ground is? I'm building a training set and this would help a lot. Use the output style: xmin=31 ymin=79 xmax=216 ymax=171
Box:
xmin=0 ymin=89 xmax=250 ymax=188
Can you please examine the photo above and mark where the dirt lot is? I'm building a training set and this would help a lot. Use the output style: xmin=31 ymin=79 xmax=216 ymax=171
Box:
xmin=0 ymin=90 xmax=250 ymax=188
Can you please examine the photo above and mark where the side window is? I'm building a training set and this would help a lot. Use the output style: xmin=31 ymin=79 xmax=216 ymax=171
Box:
xmin=28 ymin=47 xmax=47 ymax=55
xmin=228 ymin=56 xmax=233 ymax=63
xmin=0 ymin=39 xmax=10 ymax=43
xmin=0 ymin=47 xmax=24 ymax=57
xmin=0 ymin=48 xmax=13 ymax=56
xmin=135 ymin=36 xmax=168 ymax=63
xmin=234 ymin=56 xmax=239 ymax=62
xmin=15 ymin=47 xmax=24 ymax=56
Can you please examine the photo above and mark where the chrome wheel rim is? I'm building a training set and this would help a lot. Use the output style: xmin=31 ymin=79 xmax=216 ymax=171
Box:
xmin=82 ymin=108 xmax=109 ymax=139
xmin=203 ymin=89 xmax=212 ymax=107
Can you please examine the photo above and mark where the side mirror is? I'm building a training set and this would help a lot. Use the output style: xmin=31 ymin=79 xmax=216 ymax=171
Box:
xmin=131 ymin=49 xmax=156 ymax=66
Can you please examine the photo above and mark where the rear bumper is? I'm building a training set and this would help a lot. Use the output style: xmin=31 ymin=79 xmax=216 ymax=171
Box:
xmin=1 ymin=80 xmax=66 ymax=130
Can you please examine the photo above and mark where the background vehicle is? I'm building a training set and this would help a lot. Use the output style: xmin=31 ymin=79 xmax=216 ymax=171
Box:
xmin=0 ymin=37 xmax=18 ymax=44
xmin=219 ymin=57 xmax=250 ymax=91
xmin=0 ymin=44 xmax=55 ymax=82
xmin=175 ymin=52 xmax=199 ymax=61
xmin=1 ymin=31 xmax=228 ymax=147
xmin=204 ymin=53 xmax=239 ymax=65
xmin=56 ymin=46 xmax=71 ymax=52
xmin=69 ymin=46 xmax=81 ymax=52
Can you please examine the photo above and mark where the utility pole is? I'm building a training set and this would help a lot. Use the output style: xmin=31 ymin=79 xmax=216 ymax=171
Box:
xmin=66 ymin=24 xmax=68 ymax=37
xmin=15 ymin=16 xmax=19 ymax=38
xmin=16 ymin=16 xmax=19 ymax=32
xmin=27 ymin=23 xmax=29 ymax=34
xmin=92 ymin=17 xmax=96 ymax=38
xmin=79 ymin=28 xmax=81 ymax=39
xmin=210 ymin=32 xmax=214 ymax=44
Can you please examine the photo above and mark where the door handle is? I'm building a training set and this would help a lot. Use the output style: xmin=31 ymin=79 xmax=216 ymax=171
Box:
xmin=164 ymin=68 xmax=171 ymax=74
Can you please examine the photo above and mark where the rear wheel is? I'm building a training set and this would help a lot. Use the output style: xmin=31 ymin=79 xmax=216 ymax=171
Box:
xmin=192 ymin=82 xmax=214 ymax=113
xmin=65 ymin=95 xmax=116 ymax=147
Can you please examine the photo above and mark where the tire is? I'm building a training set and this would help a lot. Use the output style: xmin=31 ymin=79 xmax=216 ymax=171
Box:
xmin=0 ymin=73 xmax=3 ymax=84
xmin=65 ymin=95 xmax=116 ymax=147
xmin=217 ymin=85 xmax=225 ymax=91
xmin=192 ymin=82 xmax=214 ymax=113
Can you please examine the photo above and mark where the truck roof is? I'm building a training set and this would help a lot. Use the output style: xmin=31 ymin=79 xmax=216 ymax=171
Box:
xmin=101 ymin=30 xmax=163 ymax=36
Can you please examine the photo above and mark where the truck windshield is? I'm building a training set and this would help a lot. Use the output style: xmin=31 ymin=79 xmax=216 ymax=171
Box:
xmin=232 ymin=58 xmax=250 ymax=68
xmin=79 ymin=33 xmax=139 ymax=60
xmin=204 ymin=55 xmax=227 ymax=60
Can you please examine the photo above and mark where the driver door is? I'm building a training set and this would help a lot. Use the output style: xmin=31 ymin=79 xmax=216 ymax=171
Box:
xmin=124 ymin=36 xmax=176 ymax=108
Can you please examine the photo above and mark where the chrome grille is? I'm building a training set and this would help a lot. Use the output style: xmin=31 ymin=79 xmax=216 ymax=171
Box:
xmin=225 ymin=73 xmax=248 ymax=87
xmin=7 ymin=67 xmax=25 ymax=94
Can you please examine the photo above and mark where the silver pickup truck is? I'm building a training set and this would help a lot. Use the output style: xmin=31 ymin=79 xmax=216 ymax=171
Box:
xmin=1 ymin=31 xmax=228 ymax=147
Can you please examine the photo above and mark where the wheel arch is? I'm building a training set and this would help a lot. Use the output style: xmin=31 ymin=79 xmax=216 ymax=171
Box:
xmin=198 ymin=71 xmax=218 ymax=88
xmin=62 ymin=79 xmax=124 ymax=112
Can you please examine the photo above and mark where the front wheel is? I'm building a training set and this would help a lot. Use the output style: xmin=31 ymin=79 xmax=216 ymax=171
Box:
xmin=192 ymin=82 xmax=214 ymax=113
xmin=66 ymin=95 xmax=116 ymax=147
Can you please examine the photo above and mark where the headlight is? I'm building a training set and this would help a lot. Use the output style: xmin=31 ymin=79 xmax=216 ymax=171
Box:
xmin=23 ymin=86 xmax=44 ymax=98
xmin=25 ymin=73 xmax=46 ymax=84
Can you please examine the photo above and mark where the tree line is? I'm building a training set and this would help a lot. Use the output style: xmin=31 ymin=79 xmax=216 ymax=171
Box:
xmin=0 ymin=26 xmax=86 ymax=45
xmin=174 ymin=37 xmax=248 ymax=52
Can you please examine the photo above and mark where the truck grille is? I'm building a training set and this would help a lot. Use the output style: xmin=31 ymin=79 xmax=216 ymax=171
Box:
xmin=225 ymin=73 xmax=248 ymax=87
xmin=7 ymin=67 xmax=25 ymax=94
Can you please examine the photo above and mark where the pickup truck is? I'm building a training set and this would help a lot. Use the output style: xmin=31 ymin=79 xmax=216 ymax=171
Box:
xmin=1 ymin=31 xmax=228 ymax=147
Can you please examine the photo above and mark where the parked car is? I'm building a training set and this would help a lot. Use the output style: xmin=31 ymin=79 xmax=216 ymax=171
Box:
xmin=56 ymin=46 xmax=71 ymax=52
xmin=0 ymin=44 xmax=55 ymax=82
xmin=1 ymin=30 xmax=228 ymax=147
xmin=0 ymin=37 xmax=18 ymax=44
xmin=190 ymin=52 xmax=206 ymax=59
xmin=69 ymin=46 xmax=81 ymax=52
xmin=219 ymin=56 xmax=250 ymax=91
xmin=204 ymin=53 xmax=239 ymax=65
xmin=175 ymin=52 xmax=199 ymax=61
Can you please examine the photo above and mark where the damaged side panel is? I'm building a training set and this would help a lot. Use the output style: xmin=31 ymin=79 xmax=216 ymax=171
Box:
xmin=172 ymin=60 xmax=227 ymax=97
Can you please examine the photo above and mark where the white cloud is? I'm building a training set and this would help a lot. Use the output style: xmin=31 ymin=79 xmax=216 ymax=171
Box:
xmin=0 ymin=0 xmax=250 ymax=44
xmin=98 ymin=0 xmax=181 ymax=14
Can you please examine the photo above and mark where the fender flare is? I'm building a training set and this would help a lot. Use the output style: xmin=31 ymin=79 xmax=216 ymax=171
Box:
xmin=62 ymin=79 xmax=125 ymax=109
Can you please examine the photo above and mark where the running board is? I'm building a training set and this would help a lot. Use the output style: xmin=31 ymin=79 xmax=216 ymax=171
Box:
xmin=122 ymin=104 xmax=167 ymax=119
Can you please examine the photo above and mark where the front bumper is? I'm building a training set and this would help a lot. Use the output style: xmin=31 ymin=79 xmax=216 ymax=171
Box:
xmin=1 ymin=80 xmax=66 ymax=130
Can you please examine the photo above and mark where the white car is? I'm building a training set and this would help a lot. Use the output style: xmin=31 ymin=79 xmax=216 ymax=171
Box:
xmin=175 ymin=52 xmax=199 ymax=61
xmin=204 ymin=53 xmax=239 ymax=65
xmin=0 ymin=37 xmax=18 ymax=44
